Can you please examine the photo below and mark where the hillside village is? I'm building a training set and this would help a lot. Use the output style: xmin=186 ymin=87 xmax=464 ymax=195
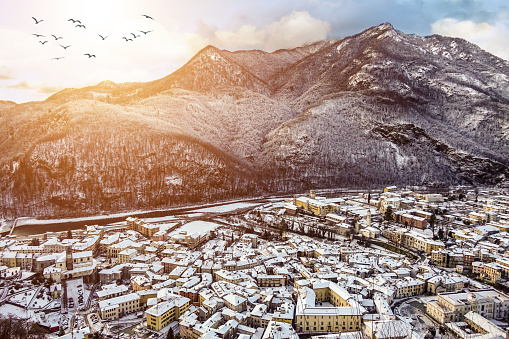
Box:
xmin=1 ymin=187 xmax=509 ymax=339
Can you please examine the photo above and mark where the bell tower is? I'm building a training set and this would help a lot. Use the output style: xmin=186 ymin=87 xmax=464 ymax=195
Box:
xmin=65 ymin=246 xmax=73 ymax=271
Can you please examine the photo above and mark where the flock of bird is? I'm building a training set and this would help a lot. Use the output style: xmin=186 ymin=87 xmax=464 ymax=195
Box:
xmin=31 ymin=14 xmax=155 ymax=60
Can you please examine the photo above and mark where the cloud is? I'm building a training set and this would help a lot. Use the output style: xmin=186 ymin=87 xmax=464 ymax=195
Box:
xmin=6 ymin=81 xmax=31 ymax=90
xmin=203 ymin=11 xmax=331 ymax=52
xmin=264 ymin=11 xmax=331 ymax=51
xmin=431 ymin=18 xmax=509 ymax=60
xmin=6 ymin=81 xmax=63 ymax=94
xmin=0 ymin=70 xmax=13 ymax=80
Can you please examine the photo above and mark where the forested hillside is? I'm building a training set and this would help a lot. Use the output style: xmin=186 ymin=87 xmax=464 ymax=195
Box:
xmin=1 ymin=23 xmax=508 ymax=218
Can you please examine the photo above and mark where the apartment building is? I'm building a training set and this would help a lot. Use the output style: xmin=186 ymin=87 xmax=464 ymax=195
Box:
xmin=146 ymin=294 xmax=190 ymax=331
xmin=383 ymin=227 xmax=445 ymax=254
xmin=99 ymin=292 xmax=140 ymax=320
xmin=393 ymin=278 xmax=425 ymax=298
xmin=257 ymin=274 xmax=286 ymax=287
xmin=118 ymin=248 xmax=137 ymax=263
xmin=107 ymin=239 xmax=134 ymax=258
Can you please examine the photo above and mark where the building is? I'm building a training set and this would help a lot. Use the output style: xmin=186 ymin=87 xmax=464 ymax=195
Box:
xmin=257 ymin=274 xmax=286 ymax=287
xmin=294 ymin=194 xmax=338 ymax=216
xmin=295 ymin=281 xmax=365 ymax=333
xmin=363 ymin=319 xmax=412 ymax=339
xmin=118 ymin=248 xmax=137 ymax=263
xmin=426 ymin=289 xmax=509 ymax=324
xmin=97 ymin=285 xmax=129 ymax=301
xmin=107 ymin=239 xmax=134 ymax=258
xmin=400 ymin=214 xmax=427 ymax=230
xmin=99 ymin=292 xmax=140 ymax=320
xmin=146 ymin=294 xmax=190 ymax=331
xmin=423 ymin=194 xmax=444 ymax=203
xmin=393 ymin=278 xmax=425 ymax=298
xmin=224 ymin=293 xmax=247 ymax=312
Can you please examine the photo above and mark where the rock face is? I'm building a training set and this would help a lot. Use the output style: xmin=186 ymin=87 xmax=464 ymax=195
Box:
xmin=1 ymin=23 xmax=509 ymax=218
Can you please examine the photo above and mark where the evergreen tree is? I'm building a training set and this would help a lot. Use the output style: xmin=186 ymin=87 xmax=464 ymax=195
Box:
xmin=429 ymin=213 xmax=437 ymax=237
xmin=384 ymin=206 xmax=394 ymax=223
xmin=167 ymin=328 xmax=174 ymax=339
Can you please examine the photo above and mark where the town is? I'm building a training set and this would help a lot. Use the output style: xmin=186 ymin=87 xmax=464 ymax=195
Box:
xmin=1 ymin=186 xmax=509 ymax=339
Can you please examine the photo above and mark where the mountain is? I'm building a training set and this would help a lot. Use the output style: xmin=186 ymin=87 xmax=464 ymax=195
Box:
xmin=1 ymin=23 xmax=508 ymax=218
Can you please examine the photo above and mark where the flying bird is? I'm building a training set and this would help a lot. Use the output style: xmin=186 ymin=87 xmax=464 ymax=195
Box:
xmin=39 ymin=40 xmax=48 ymax=45
xmin=51 ymin=34 xmax=63 ymax=40
xmin=139 ymin=30 xmax=153 ymax=35
xmin=68 ymin=19 xmax=81 ymax=24
xmin=60 ymin=44 xmax=71 ymax=49
xmin=75 ymin=24 xmax=86 ymax=29
xmin=32 ymin=17 xmax=44 ymax=24
xmin=32 ymin=33 xmax=45 ymax=38
xmin=141 ymin=14 xmax=154 ymax=20
xmin=84 ymin=53 xmax=96 ymax=58
xmin=52 ymin=57 xmax=65 ymax=60
xmin=98 ymin=34 xmax=108 ymax=40
xmin=131 ymin=33 xmax=140 ymax=38
xmin=122 ymin=37 xmax=133 ymax=42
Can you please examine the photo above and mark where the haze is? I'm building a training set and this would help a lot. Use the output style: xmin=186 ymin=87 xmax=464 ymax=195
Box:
xmin=0 ymin=0 xmax=508 ymax=103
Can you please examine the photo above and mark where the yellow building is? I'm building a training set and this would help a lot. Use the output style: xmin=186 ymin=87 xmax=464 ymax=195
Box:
xmin=295 ymin=281 xmax=364 ymax=333
xmin=107 ymin=239 xmax=134 ymax=258
xmin=2 ymin=252 xmax=17 ymax=268
xmin=295 ymin=196 xmax=338 ymax=216
xmin=393 ymin=278 xmax=425 ymax=298
xmin=146 ymin=295 xmax=190 ymax=331
xmin=132 ymin=275 xmax=152 ymax=292
xmin=271 ymin=302 xmax=295 ymax=325
xmin=126 ymin=217 xmax=161 ymax=238
xmin=425 ymin=239 xmax=445 ymax=254
xmin=480 ymin=263 xmax=502 ymax=284
xmin=491 ymin=223 xmax=509 ymax=232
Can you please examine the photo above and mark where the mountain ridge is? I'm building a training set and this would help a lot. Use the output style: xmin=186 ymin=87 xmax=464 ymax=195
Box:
xmin=1 ymin=22 xmax=508 ymax=218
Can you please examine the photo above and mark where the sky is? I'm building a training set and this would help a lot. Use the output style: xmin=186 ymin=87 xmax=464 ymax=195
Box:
xmin=1 ymin=0 xmax=508 ymax=103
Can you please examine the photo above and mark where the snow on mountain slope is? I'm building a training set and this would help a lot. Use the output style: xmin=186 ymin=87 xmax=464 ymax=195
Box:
xmin=1 ymin=23 xmax=508 ymax=218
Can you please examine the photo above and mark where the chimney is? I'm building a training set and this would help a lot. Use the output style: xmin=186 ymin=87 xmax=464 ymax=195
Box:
xmin=310 ymin=190 xmax=316 ymax=199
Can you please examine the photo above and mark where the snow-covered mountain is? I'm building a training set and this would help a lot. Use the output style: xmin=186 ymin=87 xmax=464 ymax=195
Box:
xmin=1 ymin=23 xmax=508 ymax=218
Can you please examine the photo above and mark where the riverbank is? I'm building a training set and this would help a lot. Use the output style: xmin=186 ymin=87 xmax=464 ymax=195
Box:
xmin=5 ymin=197 xmax=275 ymax=237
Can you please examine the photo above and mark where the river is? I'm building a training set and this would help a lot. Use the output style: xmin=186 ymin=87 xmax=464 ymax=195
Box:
xmin=8 ymin=198 xmax=276 ymax=237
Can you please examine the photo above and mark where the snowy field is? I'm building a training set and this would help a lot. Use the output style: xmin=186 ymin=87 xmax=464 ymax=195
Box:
xmin=7 ymin=285 xmax=59 ymax=310
xmin=9 ymin=287 xmax=37 ymax=306
xmin=0 ymin=303 xmax=35 ymax=319
xmin=13 ymin=201 xmax=262 ymax=227
xmin=177 ymin=221 xmax=220 ymax=234
xmin=191 ymin=202 xmax=260 ymax=213
xmin=13 ymin=212 xmax=143 ymax=226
